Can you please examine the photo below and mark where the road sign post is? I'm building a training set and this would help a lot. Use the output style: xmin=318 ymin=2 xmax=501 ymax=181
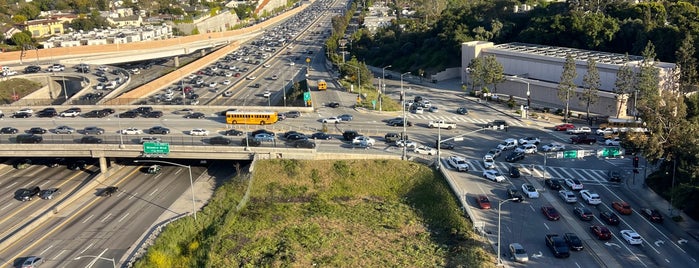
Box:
xmin=143 ymin=142 xmax=170 ymax=155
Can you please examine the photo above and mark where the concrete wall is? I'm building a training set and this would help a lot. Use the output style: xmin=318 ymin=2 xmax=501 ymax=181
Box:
xmin=176 ymin=11 xmax=240 ymax=35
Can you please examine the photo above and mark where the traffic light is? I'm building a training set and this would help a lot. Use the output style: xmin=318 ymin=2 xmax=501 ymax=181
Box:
xmin=633 ymin=157 xmax=639 ymax=168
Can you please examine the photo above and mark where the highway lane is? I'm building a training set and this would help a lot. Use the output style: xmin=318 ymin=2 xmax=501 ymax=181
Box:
xmin=0 ymin=163 xmax=210 ymax=267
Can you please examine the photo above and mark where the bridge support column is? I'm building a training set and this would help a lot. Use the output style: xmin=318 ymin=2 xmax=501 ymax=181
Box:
xmin=174 ymin=56 xmax=180 ymax=68
xmin=99 ymin=157 xmax=109 ymax=180
xmin=201 ymin=49 xmax=206 ymax=57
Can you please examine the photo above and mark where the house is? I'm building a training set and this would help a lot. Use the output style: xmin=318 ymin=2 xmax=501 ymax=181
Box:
xmin=19 ymin=18 xmax=64 ymax=37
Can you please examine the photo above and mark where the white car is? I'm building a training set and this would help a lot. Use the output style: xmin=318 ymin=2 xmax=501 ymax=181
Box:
xmin=483 ymin=170 xmax=506 ymax=182
xmin=558 ymin=190 xmax=578 ymax=203
xmin=447 ymin=156 xmax=469 ymax=172
xmin=271 ymin=75 xmax=279 ymax=80
xmin=514 ymin=144 xmax=538 ymax=154
xmin=3 ymin=70 xmax=18 ymax=76
xmin=322 ymin=117 xmax=342 ymax=124
xmin=289 ymin=62 xmax=295 ymax=66
xmin=414 ymin=146 xmax=437 ymax=155
xmin=222 ymin=80 xmax=231 ymax=85
xmin=521 ymin=184 xmax=539 ymax=198
xmin=120 ymin=128 xmax=143 ymax=135
xmin=263 ymin=91 xmax=272 ymax=98
xmin=620 ymin=230 xmax=643 ymax=245
xmin=509 ymin=243 xmax=528 ymax=263
xmin=190 ymin=128 xmax=209 ymax=136
xmin=565 ymin=178 xmax=584 ymax=190
xmin=580 ymin=190 xmax=602 ymax=205
xmin=208 ymin=82 xmax=217 ymax=87
xmin=263 ymin=63 xmax=271 ymax=68
xmin=483 ymin=155 xmax=495 ymax=169
xmin=605 ymin=137 xmax=622 ymax=146
xmin=246 ymin=75 xmax=257 ymax=80
xmin=352 ymin=136 xmax=376 ymax=146
xmin=17 ymin=108 xmax=34 ymax=114
xmin=60 ymin=110 xmax=80 ymax=117
xmin=596 ymin=127 xmax=617 ymax=136
xmin=497 ymin=138 xmax=518 ymax=150
xmin=395 ymin=139 xmax=418 ymax=148
xmin=541 ymin=142 xmax=566 ymax=152
xmin=485 ymin=148 xmax=502 ymax=158
xmin=518 ymin=137 xmax=541 ymax=145
xmin=413 ymin=107 xmax=424 ymax=114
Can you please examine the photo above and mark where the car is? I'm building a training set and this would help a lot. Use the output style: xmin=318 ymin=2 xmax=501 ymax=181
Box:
xmin=573 ymin=206 xmax=595 ymax=221
xmin=252 ymin=129 xmax=275 ymax=137
xmin=82 ymin=110 xmax=108 ymax=118
xmin=497 ymin=138 xmax=518 ymax=150
xmin=148 ymin=126 xmax=171 ymax=135
xmin=118 ymin=111 xmax=139 ymax=118
xmin=185 ymin=112 xmax=206 ymax=119
xmin=223 ymin=90 xmax=234 ymax=97
xmin=262 ymin=91 xmax=272 ymax=98
xmin=509 ymin=243 xmax=528 ymax=263
xmin=541 ymin=142 xmax=566 ymax=152
xmin=605 ymin=137 xmax=622 ymax=146
xmin=483 ymin=170 xmax=506 ymax=182
xmin=83 ymin=126 xmax=105 ymax=135
xmin=139 ymin=136 xmax=162 ymax=144
xmin=387 ymin=118 xmax=412 ymax=127
xmin=414 ymin=146 xmax=437 ymax=155
xmin=67 ymin=159 xmax=87 ymax=170
xmin=338 ymin=114 xmax=353 ymax=121
xmin=521 ymin=184 xmax=539 ymax=198
xmin=54 ymin=125 xmax=76 ymax=134
xmin=564 ymin=233 xmax=584 ymax=251
xmin=518 ymin=137 xmax=541 ymax=145
xmin=590 ymin=225 xmax=612 ymax=240
xmin=102 ymin=186 xmax=118 ymax=197
xmin=21 ymin=256 xmax=44 ymax=268
xmin=486 ymin=120 xmax=508 ymax=129
xmin=222 ymin=80 xmax=231 ymax=85
xmin=16 ymin=134 xmax=43 ymax=143
xmin=456 ymin=107 xmax=469 ymax=115
xmin=596 ymin=127 xmax=617 ymax=136
xmin=483 ymin=155 xmax=495 ymax=169
xmin=39 ymin=188 xmax=61 ymax=200
xmin=327 ymin=102 xmax=340 ymax=108
xmin=384 ymin=132 xmax=403 ymax=143
xmin=0 ymin=127 xmax=19 ymax=134
xmin=580 ymin=190 xmax=602 ymax=205
xmin=37 ymin=108 xmax=57 ymax=117
xmin=505 ymin=151 xmax=525 ymax=162
xmin=611 ymin=201 xmax=632 ymax=215
xmin=559 ymin=190 xmax=578 ymax=203
xmin=599 ymin=210 xmax=621 ymax=225
xmin=608 ymin=170 xmax=622 ymax=182
xmin=640 ymin=208 xmax=663 ymax=223
xmin=564 ymin=178 xmax=584 ymax=190
xmin=507 ymin=188 xmax=524 ymax=202
xmin=120 ymin=128 xmax=143 ymax=135
xmin=209 ymin=136 xmax=233 ymax=145
xmin=485 ymin=148 xmax=502 ymax=158
xmin=12 ymin=112 xmax=32 ymax=118
xmin=285 ymin=111 xmax=301 ymax=118
xmin=145 ymin=111 xmax=164 ymax=118
xmin=514 ymin=144 xmax=538 ymax=154
xmin=286 ymin=133 xmax=307 ymax=141
xmin=190 ymin=128 xmax=210 ymax=136
xmin=509 ymin=166 xmax=521 ymax=178
xmin=412 ymin=107 xmax=424 ymax=114
xmin=541 ymin=206 xmax=561 ymax=221
xmin=342 ymin=130 xmax=359 ymax=141
xmin=293 ymin=139 xmax=316 ymax=149
xmin=223 ymin=129 xmax=244 ymax=136
xmin=554 ymin=123 xmax=576 ymax=131
xmin=246 ymin=75 xmax=256 ymax=80
xmin=620 ymin=230 xmax=643 ymax=245
xmin=60 ymin=109 xmax=81 ymax=117
xmin=173 ymin=108 xmax=194 ymax=115
xmin=27 ymin=127 xmax=47 ymax=134
xmin=322 ymin=117 xmax=342 ymax=124
xmin=439 ymin=141 xmax=455 ymax=150
xmin=80 ymin=136 xmax=103 ymax=144
xmin=299 ymin=132 xmax=326 ymax=141
xmin=545 ymin=179 xmax=564 ymax=190
xmin=14 ymin=158 xmax=32 ymax=169
xmin=428 ymin=106 xmax=439 ymax=112
xmin=352 ymin=136 xmax=376 ymax=146
xmin=448 ymin=156 xmax=469 ymax=172
xmin=17 ymin=186 xmax=41 ymax=201
xmin=476 ymin=195 xmax=491 ymax=209
xmin=254 ymin=133 xmax=274 ymax=142
xmin=395 ymin=139 xmax=418 ymax=148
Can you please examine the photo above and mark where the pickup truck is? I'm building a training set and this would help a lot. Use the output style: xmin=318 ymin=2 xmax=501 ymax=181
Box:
xmin=570 ymin=135 xmax=597 ymax=145
xmin=428 ymin=120 xmax=456 ymax=129
xmin=567 ymin=127 xmax=592 ymax=135
xmin=545 ymin=234 xmax=570 ymax=258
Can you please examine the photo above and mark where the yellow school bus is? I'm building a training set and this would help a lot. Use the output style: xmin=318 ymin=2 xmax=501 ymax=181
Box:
xmin=318 ymin=79 xmax=327 ymax=91
xmin=225 ymin=111 xmax=279 ymax=125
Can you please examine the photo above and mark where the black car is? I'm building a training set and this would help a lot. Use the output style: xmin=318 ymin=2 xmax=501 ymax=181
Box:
xmin=573 ymin=206 xmax=595 ymax=221
xmin=251 ymin=129 xmax=275 ymax=137
xmin=118 ymin=111 xmax=139 ymax=118
xmin=16 ymin=134 xmax=43 ymax=143
xmin=224 ymin=129 xmax=244 ymax=136
xmin=67 ymin=160 xmax=87 ymax=170
xmin=327 ymin=102 xmax=340 ymax=108
xmin=599 ymin=210 xmax=621 ymax=226
xmin=83 ymin=110 xmax=108 ymax=118
xmin=144 ymin=111 xmax=164 ymax=118
xmin=608 ymin=170 xmax=622 ymax=182
xmin=241 ymin=137 xmax=261 ymax=147
xmin=388 ymin=118 xmax=412 ymax=127
xmin=80 ymin=136 xmax=103 ymax=144
xmin=283 ymin=131 xmax=301 ymax=138
xmin=0 ymin=127 xmax=19 ymax=134
xmin=184 ymin=112 xmax=206 ymax=119
xmin=507 ymin=188 xmax=524 ymax=202
xmin=102 ymin=186 xmax=118 ymax=197
xmin=545 ymin=179 xmax=563 ymax=190
xmin=40 ymin=188 xmax=61 ymax=200
xmin=456 ymin=107 xmax=469 ymax=115
xmin=564 ymin=233 xmax=584 ymax=251
xmin=37 ymin=108 xmax=57 ymax=117
xmin=505 ymin=151 xmax=525 ymax=162
xmin=486 ymin=120 xmax=509 ymax=129
xmin=101 ymin=108 xmax=116 ymax=114
xmin=311 ymin=132 xmax=332 ymax=140
xmin=342 ymin=130 xmax=359 ymax=141
xmin=293 ymin=139 xmax=316 ymax=148
xmin=384 ymin=133 xmax=402 ymax=143
xmin=135 ymin=106 xmax=153 ymax=114
xmin=641 ymin=208 xmax=664 ymax=223
xmin=209 ymin=136 xmax=233 ymax=145
xmin=27 ymin=127 xmax=47 ymax=134
xmin=439 ymin=141 xmax=456 ymax=150
xmin=17 ymin=186 xmax=41 ymax=201
xmin=286 ymin=133 xmax=307 ymax=141
xmin=12 ymin=112 xmax=32 ymax=118
xmin=147 ymin=126 xmax=170 ymax=135
xmin=23 ymin=65 xmax=41 ymax=73
xmin=509 ymin=166 xmax=521 ymax=178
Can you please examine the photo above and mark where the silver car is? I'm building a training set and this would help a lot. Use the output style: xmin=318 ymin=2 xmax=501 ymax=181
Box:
xmin=54 ymin=125 xmax=75 ymax=134
xmin=83 ymin=126 xmax=105 ymax=135
xmin=509 ymin=243 xmax=528 ymax=263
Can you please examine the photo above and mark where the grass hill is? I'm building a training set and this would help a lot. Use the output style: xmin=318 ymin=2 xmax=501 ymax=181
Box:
xmin=134 ymin=159 xmax=493 ymax=267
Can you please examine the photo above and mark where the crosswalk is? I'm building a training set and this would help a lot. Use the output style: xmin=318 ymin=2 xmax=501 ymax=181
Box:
xmin=454 ymin=158 xmax=615 ymax=184
xmin=405 ymin=113 xmax=525 ymax=127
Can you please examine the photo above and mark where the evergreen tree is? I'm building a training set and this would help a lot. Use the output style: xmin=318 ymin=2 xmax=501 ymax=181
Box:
xmin=675 ymin=34 xmax=698 ymax=94
xmin=613 ymin=54 xmax=635 ymax=118
xmin=483 ymin=55 xmax=504 ymax=95
xmin=581 ymin=58 xmax=600 ymax=124
xmin=467 ymin=57 xmax=485 ymax=93
xmin=558 ymin=54 xmax=578 ymax=122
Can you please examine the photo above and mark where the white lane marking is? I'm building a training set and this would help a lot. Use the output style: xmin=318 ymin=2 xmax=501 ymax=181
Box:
xmin=39 ymin=244 xmax=53 ymax=255
xmin=150 ymin=188 xmax=159 ymax=196
xmin=79 ymin=243 xmax=93 ymax=254
xmin=101 ymin=213 xmax=112 ymax=223
xmin=118 ymin=212 xmax=130 ymax=223
xmin=82 ymin=215 xmax=94 ymax=224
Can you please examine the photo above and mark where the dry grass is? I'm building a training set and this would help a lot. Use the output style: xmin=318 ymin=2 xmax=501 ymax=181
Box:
xmin=0 ymin=78 xmax=42 ymax=104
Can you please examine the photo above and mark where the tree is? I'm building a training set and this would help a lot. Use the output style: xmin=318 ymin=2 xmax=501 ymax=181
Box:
xmin=580 ymin=58 xmax=600 ymax=124
xmin=12 ymin=15 xmax=27 ymax=24
xmin=675 ymin=34 xmax=698 ymax=94
xmin=10 ymin=32 xmax=32 ymax=48
xmin=483 ymin=55 xmax=504 ymax=94
xmin=558 ymin=54 xmax=578 ymax=122
xmin=613 ymin=54 xmax=636 ymax=118
xmin=467 ymin=57 xmax=485 ymax=92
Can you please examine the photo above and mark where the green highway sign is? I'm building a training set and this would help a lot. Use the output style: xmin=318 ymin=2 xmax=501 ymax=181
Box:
xmin=599 ymin=147 xmax=624 ymax=158
xmin=144 ymin=142 xmax=169 ymax=154
xmin=563 ymin=150 xmax=578 ymax=159
xmin=303 ymin=92 xmax=311 ymax=101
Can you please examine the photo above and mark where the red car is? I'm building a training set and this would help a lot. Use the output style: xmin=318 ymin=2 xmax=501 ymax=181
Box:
xmin=612 ymin=201 xmax=632 ymax=215
xmin=590 ymin=225 xmax=612 ymax=240
xmin=234 ymin=72 xmax=241 ymax=77
xmin=476 ymin=195 xmax=491 ymax=209
xmin=541 ymin=206 xmax=561 ymax=221
xmin=554 ymin=124 xmax=576 ymax=131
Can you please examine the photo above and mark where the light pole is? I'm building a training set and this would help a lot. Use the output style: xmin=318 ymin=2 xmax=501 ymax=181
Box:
xmin=526 ymin=86 xmax=531 ymax=118
xmin=400 ymin=72 xmax=411 ymax=160
xmin=344 ymin=63 xmax=361 ymax=97
xmin=380 ymin=65 xmax=391 ymax=112
xmin=498 ymin=198 xmax=518 ymax=266
xmin=74 ymin=255 xmax=116 ymax=268
xmin=508 ymin=76 xmax=530 ymax=118
xmin=133 ymin=160 xmax=197 ymax=220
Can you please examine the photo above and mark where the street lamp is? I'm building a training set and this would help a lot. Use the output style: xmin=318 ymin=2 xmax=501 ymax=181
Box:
xmin=380 ymin=65 xmax=391 ymax=112
xmin=400 ymin=72 xmax=411 ymax=160
xmin=133 ymin=160 xmax=197 ymax=220
xmin=343 ymin=63 xmax=361 ymax=96
xmin=498 ymin=198 xmax=519 ymax=266
xmin=74 ymin=255 xmax=116 ymax=268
